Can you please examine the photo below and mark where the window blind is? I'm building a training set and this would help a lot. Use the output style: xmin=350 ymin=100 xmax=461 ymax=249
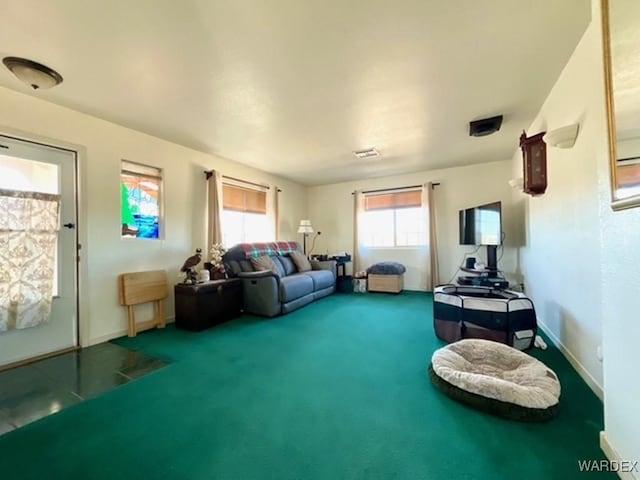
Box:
xmin=121 ymin=160 xmax=162 ymax=179
xmin=364 ymin=190 xmax=422 ymax=211
xmin=223 ymin=184 xmax=267 ymax=214
xmin=618 ymin=162 xmax=640 ymax=187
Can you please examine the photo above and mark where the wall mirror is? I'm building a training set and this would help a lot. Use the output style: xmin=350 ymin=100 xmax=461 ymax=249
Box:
xmin=602 ymin=0 xmax=640 ymax=210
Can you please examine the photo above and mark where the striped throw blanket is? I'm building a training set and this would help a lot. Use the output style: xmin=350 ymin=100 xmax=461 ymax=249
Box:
xmin=238 ymin=241 xmax=300 ymax=259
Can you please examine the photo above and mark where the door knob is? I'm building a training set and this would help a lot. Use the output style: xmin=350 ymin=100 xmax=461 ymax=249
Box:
xmin=63 ymin=223 xmax=75 ymax=229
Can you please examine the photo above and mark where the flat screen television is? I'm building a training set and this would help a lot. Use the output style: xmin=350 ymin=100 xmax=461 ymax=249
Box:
xmin=459 ymin=201 xmax=502 ymax=271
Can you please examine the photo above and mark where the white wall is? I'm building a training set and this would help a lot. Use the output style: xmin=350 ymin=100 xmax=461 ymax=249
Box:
xmin=0 ymin=86 xmax=307 ymax=346
xmin=308 ymin=160 xmax=518 ymax=291
xmin=509 ymin=21 xmax=605 ymax=397
xmin=515 ymin=1 xmax=640 ymax=468
xmin=592 ymin=0 xmax=640 ymax=471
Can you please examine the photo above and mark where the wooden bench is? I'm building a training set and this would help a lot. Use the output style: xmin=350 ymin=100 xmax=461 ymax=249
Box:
xmin=118 ymin=270 xmax=168 ymax=337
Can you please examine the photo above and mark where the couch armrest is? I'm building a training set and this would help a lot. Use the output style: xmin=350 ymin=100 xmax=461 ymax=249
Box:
xmin=310 ymin=259 xmax=337 ymax=280
xmin=238 ymin=270 xmax=279 ymax=283
xmin=237 ymin=270 xmax=281 ymax=317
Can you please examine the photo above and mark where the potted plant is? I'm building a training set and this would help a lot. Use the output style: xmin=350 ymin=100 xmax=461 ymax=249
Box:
xmin=205 ymin=243 xmax=227 ymax=280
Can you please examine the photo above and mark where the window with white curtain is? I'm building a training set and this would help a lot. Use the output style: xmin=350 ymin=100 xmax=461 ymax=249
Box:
xmin=221 ymin=183 xmax=271 ymax=246
xmin=0 ymin=155 xmax=60 ymax=296
xmin=360 ymin=190 xmax=426 ymax=247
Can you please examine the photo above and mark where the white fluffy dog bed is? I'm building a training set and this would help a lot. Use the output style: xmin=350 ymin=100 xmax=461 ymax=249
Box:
xmin=428 ymin=339 xmax=561 ymax=421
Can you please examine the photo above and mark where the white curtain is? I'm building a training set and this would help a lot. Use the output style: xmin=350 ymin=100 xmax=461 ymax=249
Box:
xmin=0 ymin=189 xmax=61 ymax=332
xmin=207 ymin=170 xmax=223 ymax=255
xmin=267 ymin=185 xmax=279 ymax=240
xmin=352 ymin=191 xmax=365 ymax=273
xmin=422 ymin=182 xmax=440 ymax=290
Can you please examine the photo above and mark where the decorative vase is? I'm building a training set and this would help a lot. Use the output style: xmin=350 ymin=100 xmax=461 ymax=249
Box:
xmin=198 ymin=269 xmax=210 ymax=282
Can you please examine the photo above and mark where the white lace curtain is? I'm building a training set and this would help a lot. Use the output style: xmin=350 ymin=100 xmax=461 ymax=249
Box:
xmin=0 ymin=189 xmax=61 ymax=332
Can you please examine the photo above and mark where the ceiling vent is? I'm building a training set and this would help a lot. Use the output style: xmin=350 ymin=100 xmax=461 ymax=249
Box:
xmin=353 ymin=148 xmax=379 ymax=159
xmin=469 ymin=115 xmax=503 ymax=137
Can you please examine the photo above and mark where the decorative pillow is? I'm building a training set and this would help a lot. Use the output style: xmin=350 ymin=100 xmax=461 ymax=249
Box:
xmin=270 ymin=256 xmax=287 ymax=277
xmin=278 ymin=255 xmax=297 ymax=276
xmin=290 ymin=250 xmax=312 ymax=272
xmin=367 ymin=262 xmax=406 ymax=275
xmin=250 ymin=255 xmax=281 ymax=276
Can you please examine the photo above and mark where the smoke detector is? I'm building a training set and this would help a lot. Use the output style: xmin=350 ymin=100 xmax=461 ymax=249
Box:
xmin=353 ymin=148 xmax=379 ymax=159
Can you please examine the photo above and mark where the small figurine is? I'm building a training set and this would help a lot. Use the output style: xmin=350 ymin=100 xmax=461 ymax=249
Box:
xmin=180 ymin=248 xmax=202 ymax=284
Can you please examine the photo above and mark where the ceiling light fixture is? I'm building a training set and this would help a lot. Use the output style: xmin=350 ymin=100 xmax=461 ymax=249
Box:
xmin=353 ymin=148 xmax=379 ymax=159
xmin=2 ymin=56 xmax=63 ymax=90
xmin=543 ymin=124 xmax=579 ymax=149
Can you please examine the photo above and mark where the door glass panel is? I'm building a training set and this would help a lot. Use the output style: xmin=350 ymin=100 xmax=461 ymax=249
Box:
xmin=0 ymin=154 xmax=58 ymax=193
xmin=0 ymin=154 xmax=60 ymax=295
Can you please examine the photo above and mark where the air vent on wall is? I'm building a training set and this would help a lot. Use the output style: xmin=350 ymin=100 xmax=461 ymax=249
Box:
xmin=353 ymin=148 xmax=379 ymax=159
xmin=469 ymin=115 xmax=503 ymax=137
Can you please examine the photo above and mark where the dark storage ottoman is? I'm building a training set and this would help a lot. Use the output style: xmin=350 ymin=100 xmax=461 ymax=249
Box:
xmin=174 ymin=278 xmax=242 ymax=331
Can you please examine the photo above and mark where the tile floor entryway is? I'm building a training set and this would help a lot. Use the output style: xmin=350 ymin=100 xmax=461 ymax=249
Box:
xmin=0 ymin=343 xmax=167 ymax=435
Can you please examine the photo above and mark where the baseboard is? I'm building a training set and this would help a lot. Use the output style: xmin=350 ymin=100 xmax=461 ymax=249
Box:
xmin=600 ymin=431 xmax=638 ymax=480
xmin=86 ymin=330 xmax=128 ymax=346
xmin=84 ymin=317 xmax=175 ymax=347
xmin=537 ymin=319 xmax=603 ymax=401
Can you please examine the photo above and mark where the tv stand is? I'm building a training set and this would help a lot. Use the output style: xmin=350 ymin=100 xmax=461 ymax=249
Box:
xmin=457 ymin=255 xmax=508 ymax=288
xmin=486 ymin=245 xmax=498 ymax=272
xmin=457 ymin=274 xmax=509 ymax=289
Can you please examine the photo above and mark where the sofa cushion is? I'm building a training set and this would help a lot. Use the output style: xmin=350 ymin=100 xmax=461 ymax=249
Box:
xmin=367 ymin=262 xmax=406 ymax=275
xmin=279 ymin=274 xmax=314 ymax=302
xmin=239 ymin=260 xmax=253 ymax=272
xmin=227 ymin=260 xmax=243 ymax=276
xmin=278 ymin=255 xmax=297 ymax=276
xmin=270 ymin=256 xmax=287 ymax=277
xmin=290 ymin=250 xmax=312 ymax=272
xmin=251 ymin=255 xmax=280 ymax=276
xmin=303 ymin=270 xmax=334 ymax=291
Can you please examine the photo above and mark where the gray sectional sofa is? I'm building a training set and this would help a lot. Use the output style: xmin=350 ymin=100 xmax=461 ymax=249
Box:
xmin=223 ymin=242 xmax=336 ymax=317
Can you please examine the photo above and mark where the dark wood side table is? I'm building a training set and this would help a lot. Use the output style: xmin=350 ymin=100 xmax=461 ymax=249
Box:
xmin=174 ymin=278 xmax=242 ymax=331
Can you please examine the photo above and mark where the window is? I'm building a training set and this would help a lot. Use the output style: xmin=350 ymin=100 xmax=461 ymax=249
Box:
xmin=121 ymin=161 xmax=162 ymax=239
xmin=361 ymin=190 xmax=426 ymax=247
xmin=222 ymin=183 xmax=270 ymax=246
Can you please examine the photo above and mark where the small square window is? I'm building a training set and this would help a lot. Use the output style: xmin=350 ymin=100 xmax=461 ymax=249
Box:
xmin=121 ymin=160 xmax=162 ymax=239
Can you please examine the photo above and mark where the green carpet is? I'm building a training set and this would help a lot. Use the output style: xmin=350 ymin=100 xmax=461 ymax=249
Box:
xmin=0 ymin=292 xmax=612 ymax=479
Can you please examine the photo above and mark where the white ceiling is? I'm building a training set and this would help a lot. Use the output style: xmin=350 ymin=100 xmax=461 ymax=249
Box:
xmin=0 ymin=1 xmax=590 ymax=186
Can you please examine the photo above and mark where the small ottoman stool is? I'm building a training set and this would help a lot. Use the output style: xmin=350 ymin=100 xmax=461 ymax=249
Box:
xmin=428 ymin=339 xmax=561 ymax=422
xmin=367 ymin=262 xmax=406 ymax=293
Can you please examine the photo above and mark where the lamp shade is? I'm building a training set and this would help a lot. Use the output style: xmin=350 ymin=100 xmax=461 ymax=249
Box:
xmin=297 ymin=219 xmax=314 ymax=234
xmin=3 ymin=57 xmax=63 ymax=90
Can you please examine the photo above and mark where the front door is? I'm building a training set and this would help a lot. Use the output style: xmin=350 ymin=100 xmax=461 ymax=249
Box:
xmin=0 ymin=135 xmax=78 ymax=367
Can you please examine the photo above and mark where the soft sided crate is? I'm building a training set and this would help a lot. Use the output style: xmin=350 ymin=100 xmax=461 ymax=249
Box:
xmin=433 ymin=285 xmax=537 ymax=350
